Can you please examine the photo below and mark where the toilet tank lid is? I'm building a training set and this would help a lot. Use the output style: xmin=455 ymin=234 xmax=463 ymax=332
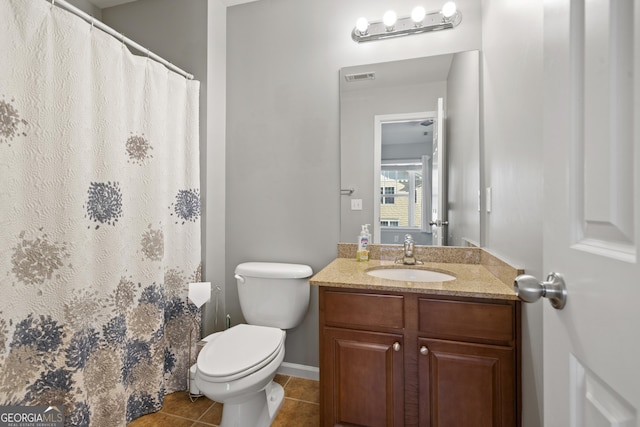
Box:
xmin=235 ymin=262 xmax=313 ymax=279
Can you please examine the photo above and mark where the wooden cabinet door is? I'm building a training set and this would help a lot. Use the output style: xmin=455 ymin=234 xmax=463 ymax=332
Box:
xmin=322 ymin=327 xmax=404 ymax=427
xmin=418 ymin=338 xmax=516 ymax=427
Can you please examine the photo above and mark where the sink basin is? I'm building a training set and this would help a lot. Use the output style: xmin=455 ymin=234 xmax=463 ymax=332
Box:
xmin=366 ymin=268 xmax=455 ymax=282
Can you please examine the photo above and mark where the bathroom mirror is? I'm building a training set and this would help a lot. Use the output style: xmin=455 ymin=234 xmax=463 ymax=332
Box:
xmin=339 ymin=50 xmax=480 ymax=246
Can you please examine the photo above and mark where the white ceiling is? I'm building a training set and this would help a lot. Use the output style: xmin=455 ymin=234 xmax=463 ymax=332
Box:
xmin=382 ymin=120 xmax=432 ymax=147
xmin=88 ymin=0 xmax=259 ymax=9
xmin=340 ymin=55 xmax=454 ymax=93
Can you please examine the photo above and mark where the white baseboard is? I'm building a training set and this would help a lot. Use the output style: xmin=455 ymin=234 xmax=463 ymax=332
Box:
xmin=277 ymin=362 xmax=319 ymax=381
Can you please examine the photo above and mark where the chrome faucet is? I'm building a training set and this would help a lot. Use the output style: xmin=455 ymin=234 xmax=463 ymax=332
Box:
xmin=396 ymin=234 xmax=422 ymax=265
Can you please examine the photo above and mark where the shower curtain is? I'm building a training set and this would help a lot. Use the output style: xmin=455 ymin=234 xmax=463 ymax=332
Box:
xmin=0 ymin=1 xmax=201 ymax=425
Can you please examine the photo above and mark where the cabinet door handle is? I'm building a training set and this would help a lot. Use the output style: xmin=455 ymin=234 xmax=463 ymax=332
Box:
xmin=393 ymin=342 xmax=401 ymax=352
xmin=420 ymin=346 xmax=428 ymax=356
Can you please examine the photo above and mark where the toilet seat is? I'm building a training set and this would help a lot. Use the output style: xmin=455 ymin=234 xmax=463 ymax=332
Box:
xmin=197 ymin=324 xmax=285 ymax=383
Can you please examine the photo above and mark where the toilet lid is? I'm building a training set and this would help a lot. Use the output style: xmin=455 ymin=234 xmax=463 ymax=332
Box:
xmin=197 ymin=324 xmax=284 ymax=381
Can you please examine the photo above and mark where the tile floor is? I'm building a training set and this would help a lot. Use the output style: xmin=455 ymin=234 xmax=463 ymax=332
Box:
xmin=127 ymin=375 xmax=319 ymax=427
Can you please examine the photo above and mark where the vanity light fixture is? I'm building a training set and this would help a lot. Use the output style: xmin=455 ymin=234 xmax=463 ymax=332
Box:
xmin=351 ymin=2 xmax=462 ymax=43
xmin=383 ymin=10 xmax=398 ymax=30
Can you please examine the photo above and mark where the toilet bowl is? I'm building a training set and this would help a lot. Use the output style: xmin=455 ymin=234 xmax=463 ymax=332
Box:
xmin=195 ymin=324 xmax=286 ymax=426
xmin=194 ymin=262 xmax=312 ymax=427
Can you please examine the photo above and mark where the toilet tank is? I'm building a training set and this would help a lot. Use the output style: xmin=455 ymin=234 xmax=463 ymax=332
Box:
xmin=235 ymin=262 xmax=312 ymax=329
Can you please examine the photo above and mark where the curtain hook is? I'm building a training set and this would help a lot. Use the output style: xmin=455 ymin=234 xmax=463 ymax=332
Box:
xmin=90 ymin=17 xmax=95 ymax=31
xmin=51 ymin=0 xmax=55 ymax=6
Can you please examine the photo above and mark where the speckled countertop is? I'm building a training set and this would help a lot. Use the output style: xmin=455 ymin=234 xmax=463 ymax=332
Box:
xmin=310 ymin=245 xmax=522 ymax=301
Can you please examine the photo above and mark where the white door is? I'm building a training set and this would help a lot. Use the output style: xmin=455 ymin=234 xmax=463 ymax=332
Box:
xmin=431 ymin=97 xmax=447 ymax=245
xmin=542 ymin=0 xmax=640 ymax=426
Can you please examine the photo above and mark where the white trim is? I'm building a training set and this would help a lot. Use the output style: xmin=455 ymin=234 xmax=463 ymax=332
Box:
xmin=277 ymin=362 xmax=319 ymax=381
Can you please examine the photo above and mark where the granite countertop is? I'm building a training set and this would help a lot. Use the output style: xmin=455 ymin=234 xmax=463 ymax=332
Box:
xmin=310 ymin=258 xmax=518 ymax=301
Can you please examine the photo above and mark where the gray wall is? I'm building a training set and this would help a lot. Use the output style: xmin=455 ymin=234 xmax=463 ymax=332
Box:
xmin=481 ymin=0 xmax=544 ymax=426
xmin=66 ymin=0 xmax=102 ymax=19
xmin=446 ymin=50 xmax=480 ymax=247
xmin=227 ymin=0 xmax=482 ymax=368
xmin=205 ymin=0 xmax=229 ymax=337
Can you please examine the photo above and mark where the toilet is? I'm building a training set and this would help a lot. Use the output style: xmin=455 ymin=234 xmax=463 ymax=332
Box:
xmin=194 ymin=262 xmax=313 ymax=427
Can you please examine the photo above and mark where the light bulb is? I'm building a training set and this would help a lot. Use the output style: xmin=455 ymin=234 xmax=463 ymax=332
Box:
xmin=356 ymin=17 xmax=369 ymax=34
xmin=441 ymin=1 xmax=457 ymax=18
xmin=411 ymin=6 xmax=426 ymax=24
xmin=383 ymin=10 xmax=397 ymax=29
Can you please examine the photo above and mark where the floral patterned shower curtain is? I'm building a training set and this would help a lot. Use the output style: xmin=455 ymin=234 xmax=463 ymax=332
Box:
xmin=0 ymin=1 xmax=201 ymax=425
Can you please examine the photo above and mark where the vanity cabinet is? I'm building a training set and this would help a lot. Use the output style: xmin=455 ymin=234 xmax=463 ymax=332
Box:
xmin=321 ymin=291 xmax=406 ymax=426
xmin=319 ymin=288 xmax=520 ymax=427
xmin=323 ymin=328 xmax=404 ymax=426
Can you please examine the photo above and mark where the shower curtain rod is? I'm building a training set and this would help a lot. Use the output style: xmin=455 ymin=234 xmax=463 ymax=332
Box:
xmin=49 ymin=0 xmax=194 ymax=80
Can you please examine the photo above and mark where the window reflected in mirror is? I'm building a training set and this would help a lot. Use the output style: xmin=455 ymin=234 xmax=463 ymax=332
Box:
xmin=380 ymin=164 xmax=424 ymax=231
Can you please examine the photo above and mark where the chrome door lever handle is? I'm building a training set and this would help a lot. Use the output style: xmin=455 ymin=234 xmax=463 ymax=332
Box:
xmin=514 ymin=272 xmax=567 ymax=310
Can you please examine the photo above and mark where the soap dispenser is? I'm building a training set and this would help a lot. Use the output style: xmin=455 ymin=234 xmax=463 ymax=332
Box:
xmin=356 ymin=224 xmax=370 ymax=262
